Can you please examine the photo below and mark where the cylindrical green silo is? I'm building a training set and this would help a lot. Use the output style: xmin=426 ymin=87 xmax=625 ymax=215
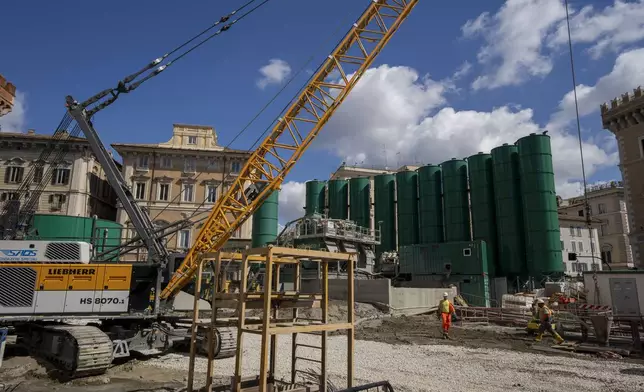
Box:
xmin=374 ymin=174 xmax=396 ymax=254
xmin=349 ymin=177 xmax=370 ymax=228
xmin=441 ymin=159 xmax=471 ymax=242
xmin=305 ymin=180 xmax=326 ymax=216
xmin=252 ymin=190 xmax=279 ymax=248
xmin=491 ymin=144 xmax=526 ymax=277
xmin=417 ymin=165 xmax=444 ymax=244
xmin=396 ymin=171 xmax=419 ymax=247
xmin=327 ymin=179 xmax=349 ymax=220
xmin=468 ymin=153 xmax=498 ymax=277
xmin=517 ymin=133 xmax=563 ymax=277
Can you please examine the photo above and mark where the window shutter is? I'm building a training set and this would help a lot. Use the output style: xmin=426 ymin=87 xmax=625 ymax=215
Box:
xmin=17 ymin=167 xmax=24 ymax=183
xmin=4 ymin=168 xmax=9 ymax=184
xmin=51 ymin=169 xmax=57 ymax=185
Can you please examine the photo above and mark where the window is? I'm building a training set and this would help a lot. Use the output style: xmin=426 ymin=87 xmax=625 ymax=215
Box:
xmin=206 ymin=185 xmax=217 ymax=203
xmin=578 ymin=209 xmax=584 ymax=217
xmin=578 ymin=241 xmax=584 ymax=252
xmin=187 ymin=136 xmax=197 ymax=145
xmin=183 ymin=184 xmax=194 ymax=202
xmin=184 ymin=158 xmax=196 ymax=173
xmin=4 ymin=166 xmax=24 ymax=184
xmin=49 ymin=194 xmax=67 ymax=209
xmin=158 ymin=183 xmax=170 ymax=201
xmin=160 ymin=156 xmax=172 ymax=169
xmin=600 ymin=224 xmax=608 ymax=236
xmin=32 ymin=167 xmax=43 ymax=183
xmin=51 ymin=168 xmax=70 ymax=185
xmin=137 ymin=155 xmax=149 ymax=170
xmin=580 ymin=263 xmax=588 ymax=272
xmin=178 ymin=229 xmax=191 ymax=249
xmin=1 ymin=192 xmax=18 ymax=201
xmin=463 ymin=248 xmax=472 ymax=256
xmin=207 ymin=159 xmax=220 ymax=171
xmin=571 ymin=241 xmax=577 ymax=252
xmin=591 ymin=241 xmax=596 ymax=253
xmin=231 ymin=161 xmax=242 ymax=173
xmin=569 ymin=226 xmax=575 ymax=236
xmin=598 ymin=203 xmax=606 ymax=214
xmin=576 ymin=227 xmax=582 ymax=237
xmin=135 ymin=182 xmax=146 ymax=200
xmin=602 ymin=250 xmax=612 ymax=264
xmin=560 ymin=240 xmax=564 ymax=251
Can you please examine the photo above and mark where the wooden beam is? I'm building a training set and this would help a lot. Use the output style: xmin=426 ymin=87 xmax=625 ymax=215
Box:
xmin=258 ymin=248 xmax=274 ymax=392
xmin=205 ymin=252 xmax=221 ymax=391
xmin=234 ymin=252 xmax=250 ymax=391
xmin=347 ymin=256 xmax=355 ymax=388
xmin=187 ymin=261 xmax=203 ymax=392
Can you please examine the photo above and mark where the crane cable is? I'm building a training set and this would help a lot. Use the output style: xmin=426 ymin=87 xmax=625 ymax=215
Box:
xmin=82 ymin=0 xmax=274 ymax=116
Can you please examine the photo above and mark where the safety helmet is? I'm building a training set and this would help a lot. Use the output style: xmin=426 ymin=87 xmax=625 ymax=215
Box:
xmin=443 ymin=292 xmax=449 ymax=297
xmin=537 ymin=299 xmax=545 ymax=304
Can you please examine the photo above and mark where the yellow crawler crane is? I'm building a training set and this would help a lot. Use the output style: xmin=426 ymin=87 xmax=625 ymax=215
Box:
xmin=162 ymin=0 xmax=419 ymax=301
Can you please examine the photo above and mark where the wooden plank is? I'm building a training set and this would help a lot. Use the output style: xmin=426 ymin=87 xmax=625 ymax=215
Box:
xmin=267 ymin=322 xmax=354 ymax=335
xmin=347 ymin=256 xmax=355 ymax=388
xmin=187 ymin=261 xmax=203 ymax=392
xmin=291 ymin=262 xmax=300 ymax=385
xmin=258 ymin=249 xmax=274 ymax=392
xmin=234 ymin=253 xmax=250 ymax=391
xmin=267 ymin=246 xmax=354 ymax=261
xmin=206 ymin=254 xmax=221 ymax=391
xmin=321 ymin=261 xmax=329 ymax=392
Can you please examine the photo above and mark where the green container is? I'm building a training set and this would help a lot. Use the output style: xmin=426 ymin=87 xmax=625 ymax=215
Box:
xmin=398 ymin=241 xmax=488 ymax=276
xmin=441 ymin=159 xmax=471 ymax=242
xmin=305 ymin=180 xmax=326 ymax=216
xmin=28 ymin=214 xmax=123 ymax=261
xmin=517 ymin=133 xmax=563 ymax=277
xmin=374 ymin=174 xmax=396 ymax=254
xmin=491 ymin=144 xmax=526 ymax=277
xmin=417 ymin=165 xmax=444 ymax=244
xmin=396 ymin=171 xmax=419 ymax=247
xmin=467 ymin=153 xmax=498 ymax=277
xmin=327 ymin=179 xmax=349 ymax=220
xmin=252 ymin=190 xmax=279 ymax=248
xmin=349 ymin=177 xmax=370 ymax=229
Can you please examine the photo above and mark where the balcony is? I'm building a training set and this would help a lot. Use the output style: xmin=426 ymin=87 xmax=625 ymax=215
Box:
xmin=0 ymin=74 xmax=16 ymax=117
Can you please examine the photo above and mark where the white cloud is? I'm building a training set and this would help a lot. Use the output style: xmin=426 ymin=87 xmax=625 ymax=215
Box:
xmin=451 ymin=61 xmax=472 ymax=81
xmin=316 ymin=64 xmax=615 ymax=199
xmin=462 ymin=0 xmax=566 ymax=90
xmin=548 ymin=0 xmax=644 ymax=59
xmin=278 ymin=181 xmax=306 ymax=224
xmin=548 ymin=47 xmax=644 ymax=130
xmin=0 ymin=91 xmax=26 ymax=133
xmin=256 ymin=59 xmax=291 ymax=90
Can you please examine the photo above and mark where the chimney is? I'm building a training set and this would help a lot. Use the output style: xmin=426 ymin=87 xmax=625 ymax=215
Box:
xmin=27 ymin=129 xmax=35 ymax=135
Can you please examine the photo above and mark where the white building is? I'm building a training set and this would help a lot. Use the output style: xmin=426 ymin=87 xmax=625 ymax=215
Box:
xmin=559 ymin=213 xmax=602 ymax=276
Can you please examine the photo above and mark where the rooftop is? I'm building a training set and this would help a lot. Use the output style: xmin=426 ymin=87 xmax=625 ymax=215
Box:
xmin=0 ymin=130 xmax=88 ymax=143
xmin=558 ymin=212 xmax=602 ymax=224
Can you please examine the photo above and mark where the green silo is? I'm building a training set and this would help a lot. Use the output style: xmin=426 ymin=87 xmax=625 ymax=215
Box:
xmin=441 ymin=159 xmax=471 ymax=242
xmin=305 ymin=180 xmax=326 ymax=216
xmin=396 ymin=170 xmax=419 ymax=247
xmin=517 ymin=133 xmax=563 ymax=277
xmin=374 ymin=174 xmax=396 ymax=254
xmin=468 ymin=153 xmax=498 ymax=277
xmin=417 ymin=164 xmax=444 ymax=244
xmin=349 ymin=177 xmax=370 ymax=228
xmin=491 ymin=144 xmax=526 ymax=277
xmin=327 ymin=179 xmax=349 ymax=219
xmin=252 ymin=190 xmax=279 ymax=248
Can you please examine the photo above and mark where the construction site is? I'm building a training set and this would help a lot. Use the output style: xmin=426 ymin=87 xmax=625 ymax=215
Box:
xmin=2 ymin=0 xmax=644 ymax=391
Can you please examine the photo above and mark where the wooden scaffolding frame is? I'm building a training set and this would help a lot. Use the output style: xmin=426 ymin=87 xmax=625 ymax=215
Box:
xmin=186 ymin=246 xmax=357 ymax=392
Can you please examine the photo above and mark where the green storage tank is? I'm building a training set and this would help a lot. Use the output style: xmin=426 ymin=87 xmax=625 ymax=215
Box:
xmin=467 ymin=153 xmax=498 ymax=277
xmin=441 ymin=159 xmax=471 ymax=242
xmin=418 ymin=165 xmax=444 ymax=244
xmin=327 ymin=179 xmax=349 ymax=220
xmin=517 ymin=133 xmax=563 ymax=277
xmin=374 ymin=174 xmax=396 ymax=254
xmin=305 ymin=180 xmax=326 ymax=216
xmin=252 ymin=190 xmax=279 ymax=248
xmin=491 ymin=144 xmax=526 ymax=277
xmin=28 ymin=214 xmax=123 ymax=261
xmin=349 ymin=177 xmax=370 ymax=228
xmin=396 ymin=170 xmax=419 ymax=247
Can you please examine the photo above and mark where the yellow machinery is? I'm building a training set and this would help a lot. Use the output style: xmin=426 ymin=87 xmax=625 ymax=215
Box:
xmin=0 ymin=0 xmax=418 ymax=379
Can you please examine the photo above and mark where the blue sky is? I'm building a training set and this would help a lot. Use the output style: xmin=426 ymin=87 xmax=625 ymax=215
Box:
xmin=2 ymin=0 xmax=644 ymax=223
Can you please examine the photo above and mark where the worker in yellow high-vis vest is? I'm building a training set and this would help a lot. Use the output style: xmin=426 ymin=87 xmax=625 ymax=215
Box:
xmin=535 ymin=299 xmax=564 ymax=344
xmin=438 ymin=292 xmax=456 ymax=339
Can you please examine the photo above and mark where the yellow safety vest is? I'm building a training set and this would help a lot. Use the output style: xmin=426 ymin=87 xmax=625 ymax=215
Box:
xmin=439 ymin=299 xmax=452 ymax=314
xmin=539 ymin=306 xmax=552 ymax=320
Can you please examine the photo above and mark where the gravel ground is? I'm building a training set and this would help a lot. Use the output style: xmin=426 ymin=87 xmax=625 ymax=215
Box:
xmin=144 ymin=333 xmax=644 ymax=392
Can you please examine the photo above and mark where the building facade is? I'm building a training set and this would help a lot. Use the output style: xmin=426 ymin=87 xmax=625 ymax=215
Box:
xmin=558 ymin=214 xmax=602 ymax=276
xmin=601 ymin=88 xmax=644 ymax=267
xmin=559 ymin=181 xmax=633 ymax=269
xmin=111 ymin=124 xmax=253 ymax=256
xmin=0 ymin=74 xmax=16 ymax=117
xmin=0 ymin=130 xmax=118 ymax=221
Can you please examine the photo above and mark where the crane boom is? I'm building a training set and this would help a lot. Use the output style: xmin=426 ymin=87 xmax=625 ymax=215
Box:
xmin=161 ymin=0 xmax=418 ymax=300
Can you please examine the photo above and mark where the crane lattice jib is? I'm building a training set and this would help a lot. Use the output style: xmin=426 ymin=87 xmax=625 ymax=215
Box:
xmin=160 ymin=0 xmax=418 ymax=300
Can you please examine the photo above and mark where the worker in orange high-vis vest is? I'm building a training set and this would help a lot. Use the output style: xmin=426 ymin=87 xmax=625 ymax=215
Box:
xmin=438 ymin=292 xmax=456 ymax=339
